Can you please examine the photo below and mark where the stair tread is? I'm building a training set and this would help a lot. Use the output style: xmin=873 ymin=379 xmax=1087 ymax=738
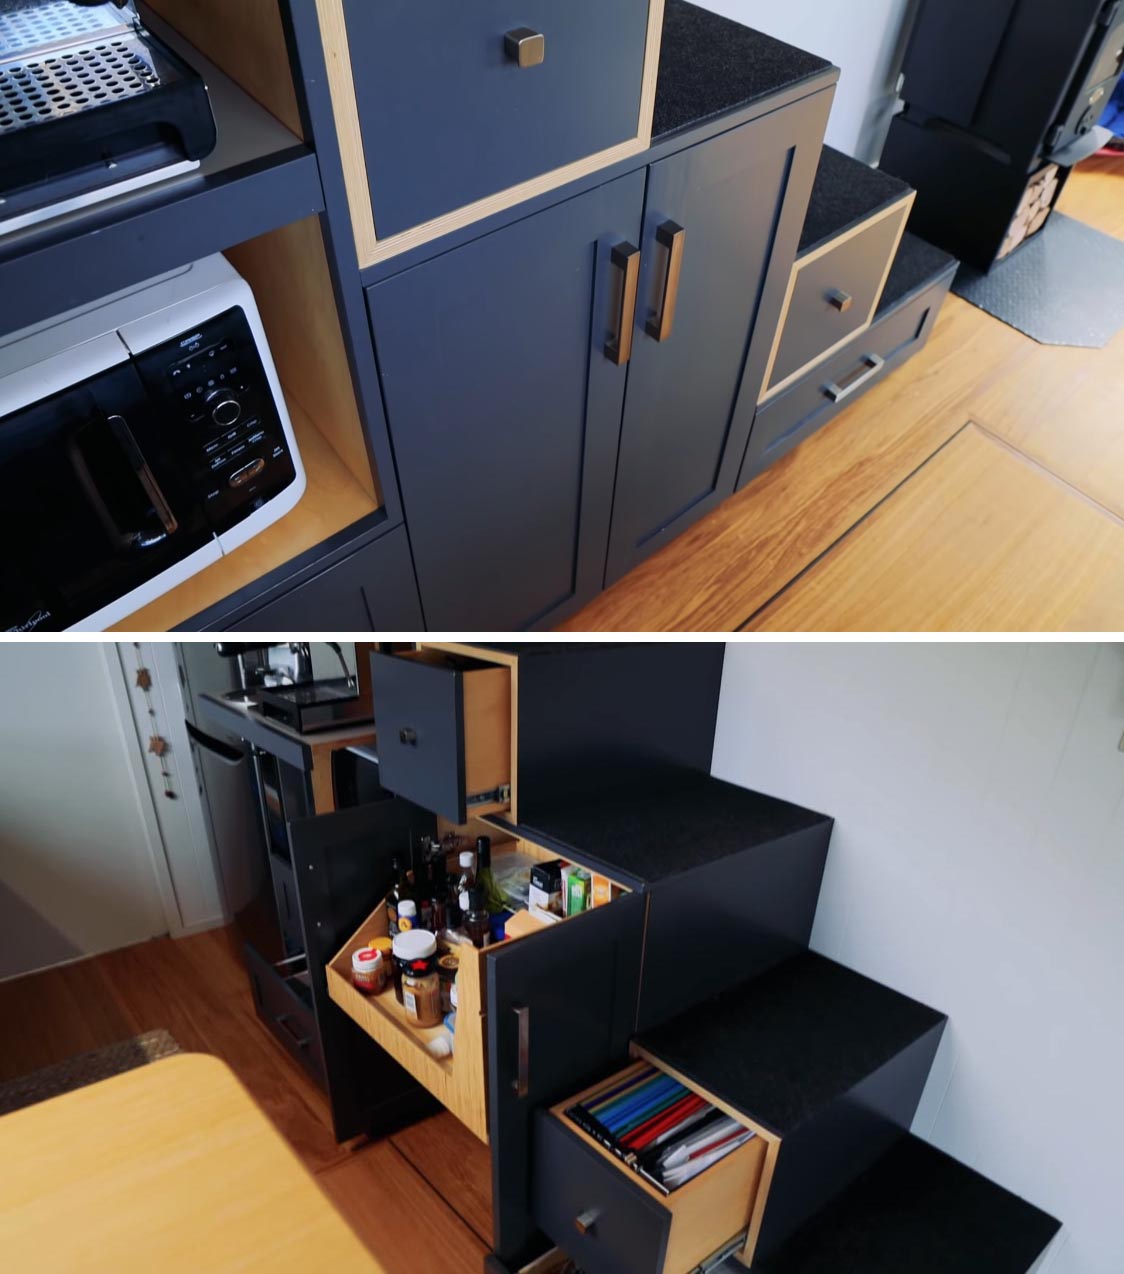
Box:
xmin=755 ymin=1133 xmax=1061 ymax=1274
xmin=799 ymin=145 xmax=912 ymax=254
xmin=638 ymin=951 xmax=946 ymax=1135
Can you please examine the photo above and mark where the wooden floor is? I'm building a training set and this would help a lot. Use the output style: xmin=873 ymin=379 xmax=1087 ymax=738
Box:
xmin=0 ymin=929 xmax=493 ymax=1274
xmin=564 ymin=155 xmax=1124 ymax=632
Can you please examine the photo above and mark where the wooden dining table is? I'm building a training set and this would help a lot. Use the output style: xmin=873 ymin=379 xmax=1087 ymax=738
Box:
xmin=0 ymin=1052 xmax=385 ymax=1272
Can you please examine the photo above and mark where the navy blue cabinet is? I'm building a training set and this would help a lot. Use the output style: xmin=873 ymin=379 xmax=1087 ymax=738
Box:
xmin=604 ymin=95 xmax=831 ymax=582
xmin=369 ymin=171 xmax=645 ymax=630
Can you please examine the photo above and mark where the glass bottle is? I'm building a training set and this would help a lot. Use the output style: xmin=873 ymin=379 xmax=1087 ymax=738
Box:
xmin=475 ymin=835 xmax=506 ymax=914
xmin=464 ymin=886 xmax=491 ymax=949
xmin=429 ymin=853 xmax=448 ymax=932
xmin=387 ymin=852 xmax=415 ymax=938
xmin=456 ymin=850 xmax=476 ymax=921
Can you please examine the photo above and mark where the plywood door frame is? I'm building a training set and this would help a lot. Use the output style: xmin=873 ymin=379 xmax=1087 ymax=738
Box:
xmin=759 ymin=193 xmax=915 ymax=403
xmin=315 ymin=0 xmax=665 ymax=268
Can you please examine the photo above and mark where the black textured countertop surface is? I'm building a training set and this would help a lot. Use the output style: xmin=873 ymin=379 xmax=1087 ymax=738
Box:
xmin=755 ymin=1134 xmax=1062 ymax=1274
xmin=654 ymin=0 xmax=835 ymax=139
xmin=639 ymin=951 xmax=946 ymax=1136
xmin=799 ymin=146 xmax=913 ymax=254
xmin=516 ymin=769 xmax=831 ymax=885
xmin=877 ymin=231 xmax=958 ymax=315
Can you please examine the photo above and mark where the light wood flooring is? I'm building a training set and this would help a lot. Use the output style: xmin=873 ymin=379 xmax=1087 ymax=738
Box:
xmin=563 ymin=155 xmax=1124 ymax=632
xmin=0 ymin=929 xmax=493 ymax=1274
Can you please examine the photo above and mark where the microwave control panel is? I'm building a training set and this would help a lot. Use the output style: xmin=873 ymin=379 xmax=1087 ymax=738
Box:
xmin=132 ymin=305 xmax=298 ymax=534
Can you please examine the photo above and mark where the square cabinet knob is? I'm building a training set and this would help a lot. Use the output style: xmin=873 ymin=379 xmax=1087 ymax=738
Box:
xmin=505 ymin=27 xmax=545 ymax=68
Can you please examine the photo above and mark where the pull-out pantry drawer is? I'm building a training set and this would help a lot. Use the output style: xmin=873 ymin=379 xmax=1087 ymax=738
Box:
xmin=371 ymin=648 xmax=513 ymax=824
xmin=317 ymin=0 xmax=664 ymax=264
xmin=325 ymin=831 xmax=641 ymax=1147
xmin=532 ymin=1059 xmax=775 ymax=1274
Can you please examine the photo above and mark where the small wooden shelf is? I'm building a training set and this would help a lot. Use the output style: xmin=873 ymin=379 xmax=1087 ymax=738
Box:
xmin=111 ymin=395 xmax=379 ymax=631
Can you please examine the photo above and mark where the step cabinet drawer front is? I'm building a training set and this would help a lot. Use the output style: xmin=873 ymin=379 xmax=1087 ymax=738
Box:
xmin=740 ymin=267 xmax=954 ymax=489
xmin=322 ymin=0 xmax=662 ymax=263
xmin=371 ymin=649 xmax=512 ymax=824
xmin=764 ymin=196 xmax=914 ymax=397
xmin=533 ymin=1110 xmax=671 ymax=1274
xmin=245 ymin=944 xmax=326 ymax=1086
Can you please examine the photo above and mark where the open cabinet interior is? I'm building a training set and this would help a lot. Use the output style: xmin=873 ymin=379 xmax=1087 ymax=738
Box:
xmin=327 ymin=822 xmax=632 ymax=1146
xmin=110 ymin=0 xmax=384 ymax=629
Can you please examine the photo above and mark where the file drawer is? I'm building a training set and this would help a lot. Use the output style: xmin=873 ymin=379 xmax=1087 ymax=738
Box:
xmin=317 ymin=0 xmax=664 ymax=264
xmin=532 ymin=1060 xmax=772 ymax=1274
xmin=739 ymin=252 xmax=956 ymax=489
xmin=371 ymin=648 xmax=512 ymax=824
xmin=763 ymin=194 xmax=913 ymax=396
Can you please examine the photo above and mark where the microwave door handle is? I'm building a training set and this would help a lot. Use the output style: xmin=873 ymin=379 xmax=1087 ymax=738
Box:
xmin=70 ymin=414 xmax=178 ymax=551
xmin=106 ymin=415 xmax=179 ymax=541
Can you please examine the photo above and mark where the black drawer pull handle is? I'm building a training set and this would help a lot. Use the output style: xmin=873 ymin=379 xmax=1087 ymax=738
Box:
xmin=274 ymin=1013 xmax=310 ymax=1050
xmin=505 ymin=27 xmax=545 ymax=68
xmin=574 ymin=1210 xmax=599 ymax=1236
xmin=399 ymin=727 xmax=418 ymax=747
xmin=646 ymin=220 xmax=686 ymax=342
xmin=512 ymin=1004 xmax=530 ymax=1097
xmin=605 ymin=241 xmax=641 ymax=365
xmin=827 ymin=288 xmax=854 ymax=313
xmin=823 ymin=353 xmax=885 ymax=404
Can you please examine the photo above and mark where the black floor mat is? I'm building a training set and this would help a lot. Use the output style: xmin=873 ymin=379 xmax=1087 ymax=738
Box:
xmin=952 ymin=212 xmax=1124 ymax=347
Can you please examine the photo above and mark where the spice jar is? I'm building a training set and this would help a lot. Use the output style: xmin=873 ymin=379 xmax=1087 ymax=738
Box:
xmin=367 ymin=936 xmax=394 ymax=977
xmin=438 ymin=952 xmax=460 ymax=1014
xmin=351 ymin=946 xmax=386 ymax=995
xmin=392 ymin=930 xmax=441 ymax=1027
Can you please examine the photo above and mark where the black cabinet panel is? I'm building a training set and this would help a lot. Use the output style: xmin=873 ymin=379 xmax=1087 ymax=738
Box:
xmin=605 ymin=89 xmax=832 ymax=582
xmin=487 ymin=890 xmax=646 ymax=1265
xmin=226 ymin=526 xmax=422 ymax=630
xmin=370 ymin=172 xmax=645 ymax=629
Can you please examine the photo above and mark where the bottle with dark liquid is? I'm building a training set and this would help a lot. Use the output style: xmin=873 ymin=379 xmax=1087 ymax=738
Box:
xmin=464 ymin=886 xmax=491 ymax=949
xmin=429 ymin=852 xmax=448 ymax=932
xmin=387 ymin=852 xmax=415 ymax=937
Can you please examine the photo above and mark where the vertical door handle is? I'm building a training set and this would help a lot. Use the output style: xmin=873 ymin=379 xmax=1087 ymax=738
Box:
xmin=511 ymin=1004 xmax=530 ymax=1097
xmin=646 ymin=220 xmax=686 ymax=341
xmin=604 ymin=242 xmax=641 ymax=365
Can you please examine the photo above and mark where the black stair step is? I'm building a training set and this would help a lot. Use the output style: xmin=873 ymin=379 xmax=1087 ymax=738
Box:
xmin=512 ymin=767 xmax=832 ymax=887
xmin=637 ymin=949 xmax=946 ymax=1137
xmin=799 ymin=144 xmax=913 ymax=255
xmin=754 ymin=1133 xmax=1062 ymax=1274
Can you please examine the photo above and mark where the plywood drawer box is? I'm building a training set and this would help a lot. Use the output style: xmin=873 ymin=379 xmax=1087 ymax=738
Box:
xmin=325 ymin=834 xmax=643 ymax=1146
xmin=371 ymin=648 xmax=513 ymax=824
xmin=740 ymin=232 xmax=957 ymax=488
xmin=316 ymin=0 xmax=665 ymax=266
xmin=761 ymin=147 xmax=914 ymax=400
xmin=533 ymin=1059 xmax=773 ymax=1274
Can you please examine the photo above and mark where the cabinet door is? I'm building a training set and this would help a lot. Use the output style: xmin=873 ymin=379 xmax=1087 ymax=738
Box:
xmin=605 ymin=97 xmax=830 ymax=583
xmin=369 ymin=171 xmax=646 ymax=630
xmin=486 ymin=890 xmax=646 ymax=1265
xmin=287 ymin=798 xmax=437 ymax=1141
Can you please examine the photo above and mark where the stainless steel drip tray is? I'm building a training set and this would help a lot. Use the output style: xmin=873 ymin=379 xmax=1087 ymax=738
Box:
xmin=0 ymin=0 xmax=132 ymax=60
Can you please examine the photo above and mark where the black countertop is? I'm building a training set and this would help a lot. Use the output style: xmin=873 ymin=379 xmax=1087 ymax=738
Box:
xmin=877 ymin=231 xmax=958 ymax=315
xmin=799 ymin=145 xmax=913 ymax=254
xmin=654 ymin=0 xmax=835 ymax=139
xmin=755 ymin=1134 xmax=1062 ymax=1274
xmin=513 ymin=768 xmax=831 ymax=886
xmin=639 ymin=951 xmax=946 ymax=1136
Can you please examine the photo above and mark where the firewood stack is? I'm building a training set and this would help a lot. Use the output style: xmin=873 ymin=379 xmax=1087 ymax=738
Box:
xmin=997 ymin=163 xmax=1061 ymax=260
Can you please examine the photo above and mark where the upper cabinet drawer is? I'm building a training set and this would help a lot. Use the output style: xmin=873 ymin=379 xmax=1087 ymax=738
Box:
xmin=317 ymin=0 xmax=664 ymax=265
xmin=763 ymin=195 xmax=913 ymax=397
xmin=371 ymin=649 xmax=512 ymax=823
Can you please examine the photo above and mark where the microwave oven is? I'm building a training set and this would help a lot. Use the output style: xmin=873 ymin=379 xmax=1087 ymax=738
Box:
xmin=0 ymin=254 xmax=306 ymax=631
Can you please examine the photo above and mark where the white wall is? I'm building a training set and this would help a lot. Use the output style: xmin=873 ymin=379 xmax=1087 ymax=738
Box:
xmin=713 ymin=642 xmax=1124 ymax=1274
xmin=0 ymin=644 xmax=172 ymax=980
xmin=695 ymin=0 xmax=918 ymax=161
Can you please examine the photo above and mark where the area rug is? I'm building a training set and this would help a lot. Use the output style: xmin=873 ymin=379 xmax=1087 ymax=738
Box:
xmin=952 ymin=212 xmax=1124 ymax=347
xmin=0 ymin=1030 xmax=181 ymax=1116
